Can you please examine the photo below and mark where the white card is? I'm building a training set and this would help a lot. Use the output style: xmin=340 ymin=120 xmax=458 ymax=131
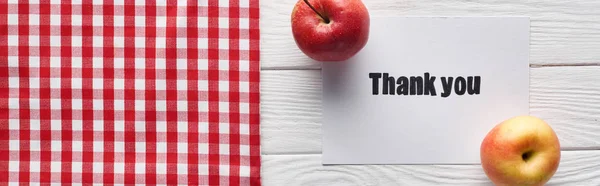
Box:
xmin=322 ymin=17 xmax=530 ymax=164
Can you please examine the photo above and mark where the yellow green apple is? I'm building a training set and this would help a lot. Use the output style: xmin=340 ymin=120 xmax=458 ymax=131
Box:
xmin=480 ymin=116 xmax=561 ymax=186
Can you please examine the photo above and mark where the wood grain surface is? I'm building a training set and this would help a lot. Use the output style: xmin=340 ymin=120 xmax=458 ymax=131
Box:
xmin=261 ymin=67 xmax=600 ymax=155
xmin=261 ymin=0 xmax=600 ymax=69
xmin=262 ymin=151 xmax=600 ymax=186
xmin=260 ymin=1 xmax=600 ymax=185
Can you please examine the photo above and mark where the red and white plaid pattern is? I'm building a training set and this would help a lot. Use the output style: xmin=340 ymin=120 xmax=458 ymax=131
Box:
xmin=1 ymin=0 xmax=260 ymax=185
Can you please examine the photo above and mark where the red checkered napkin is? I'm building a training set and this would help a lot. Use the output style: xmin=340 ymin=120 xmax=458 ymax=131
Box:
xmin=1 ymin=0 xmax=260 ymax=185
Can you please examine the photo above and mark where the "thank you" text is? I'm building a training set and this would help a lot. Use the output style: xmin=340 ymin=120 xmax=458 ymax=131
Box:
xmin=368 ymin=72 xmax=481 ymax=98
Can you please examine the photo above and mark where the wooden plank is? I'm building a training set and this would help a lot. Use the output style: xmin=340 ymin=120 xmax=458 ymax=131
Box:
xmin=531 ymin=66 xmax=600 ymax=150
xmin=260 ymin=66 xmax=600 ymax=155
xmin=261 ymin=151 xmax=600 ymax=185
xmin=261 ymin=70 xmax=322 ymax=154
xmin=261 ymin=0 xmax=600 ymax=69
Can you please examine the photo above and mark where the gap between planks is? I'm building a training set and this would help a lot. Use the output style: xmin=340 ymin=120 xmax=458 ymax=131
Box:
xmin=260 ymin=63 xmax=600 ymax=71
xmin=262 ymin=149 xmax=600 ymax=156
xmin=530 ymin=62 xmax=600 ymax=68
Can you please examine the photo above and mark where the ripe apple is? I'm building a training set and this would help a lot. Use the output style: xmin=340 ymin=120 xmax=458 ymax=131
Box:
xmin=291 ymin=0 xmax=370 ymax=61
xmin=480 ymin=116 xmax=561 ymax=186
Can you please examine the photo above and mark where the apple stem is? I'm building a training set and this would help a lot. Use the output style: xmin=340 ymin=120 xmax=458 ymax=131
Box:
xmin=303 ymin=0 xmax=330 ymax=23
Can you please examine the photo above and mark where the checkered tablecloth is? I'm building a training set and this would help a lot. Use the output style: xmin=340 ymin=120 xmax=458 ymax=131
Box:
xmin=1 ymin=0 xmax=260 ymax=185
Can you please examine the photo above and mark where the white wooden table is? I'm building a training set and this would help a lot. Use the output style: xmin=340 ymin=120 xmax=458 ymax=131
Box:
xmin=259 ymin=0 xmax=600 ymax=185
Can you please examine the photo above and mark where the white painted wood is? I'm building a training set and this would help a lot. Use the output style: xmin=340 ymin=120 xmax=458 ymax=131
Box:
xmin=261 ymin=0 xmax=600 ymax=69
xmin=261 ymin=151 xmax=600 ymax=186
xmin=260 ymin=67 xmax=600 ymax=155
xmin=260 ymin=1 xmax=600 ymax=184
xmin=261 ymin=70 xmax=323 ymax=154
xmin=530 ymin=66 xmax=600 ymax=150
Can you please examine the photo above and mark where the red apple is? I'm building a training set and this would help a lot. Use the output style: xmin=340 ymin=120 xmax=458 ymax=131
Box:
xmin=291 ymin=0 xmax=370 ymax=61
xmin=480 ymin=116 xmax=561 ymax=186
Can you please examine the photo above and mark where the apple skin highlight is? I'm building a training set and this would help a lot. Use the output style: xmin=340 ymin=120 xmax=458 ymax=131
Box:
xmin=480 ymin=116 xmax=561 ymax=186
xmin=291 ymin=0 xmax=370 ymax=61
